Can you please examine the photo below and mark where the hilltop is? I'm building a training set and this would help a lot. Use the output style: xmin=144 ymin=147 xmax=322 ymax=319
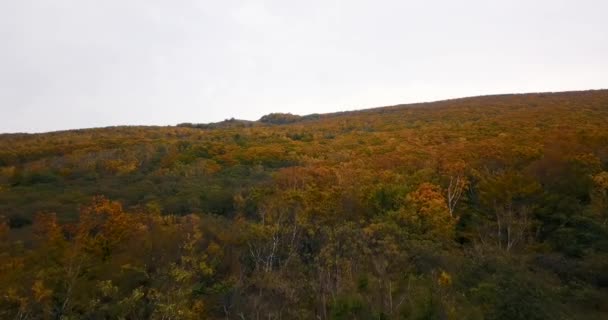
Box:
xmin=2 ymin=89 xmax=607 ymax=220
xmin=1 ymin=90 xmax=608 ymax=319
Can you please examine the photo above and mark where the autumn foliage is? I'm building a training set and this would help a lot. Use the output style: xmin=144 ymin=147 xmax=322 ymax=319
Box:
xmin=1 ymin=90 xmax=608 ymax=319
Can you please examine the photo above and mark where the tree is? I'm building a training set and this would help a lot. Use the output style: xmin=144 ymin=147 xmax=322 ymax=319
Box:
xmin=591 ymin=171 xmax=608 ymax=226
xmin=394 ymin=183 xmax=457 ymax=240
xmin=477 ymin=171 xmax=540 ymax=252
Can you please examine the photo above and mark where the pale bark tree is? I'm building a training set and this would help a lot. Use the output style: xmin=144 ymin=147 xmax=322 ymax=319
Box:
xmin=446 ymin=175 xmax=467 ymax=217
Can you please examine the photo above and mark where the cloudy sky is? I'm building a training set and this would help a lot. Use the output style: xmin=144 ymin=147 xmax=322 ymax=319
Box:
xmin=1 ymin=0 xmax=607 ymax=133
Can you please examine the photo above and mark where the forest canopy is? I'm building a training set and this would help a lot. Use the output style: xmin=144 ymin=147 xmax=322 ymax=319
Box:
xmin=1 ymin=90 xmax=608 ymax=319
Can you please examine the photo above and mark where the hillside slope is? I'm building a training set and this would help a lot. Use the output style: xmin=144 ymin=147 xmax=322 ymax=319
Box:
xmin=1 ymin=90 xmax=608 ymax=319
xmin=2 ymin=90 xmax=607 ymax=220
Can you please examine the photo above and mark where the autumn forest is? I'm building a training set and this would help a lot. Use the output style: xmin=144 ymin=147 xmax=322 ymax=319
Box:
xmin=1 ymin=90 xmax=608 ymax=319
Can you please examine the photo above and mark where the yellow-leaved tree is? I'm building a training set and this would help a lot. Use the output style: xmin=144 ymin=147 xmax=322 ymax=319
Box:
xmin=395 ymin=183 xmax=457 ymax=240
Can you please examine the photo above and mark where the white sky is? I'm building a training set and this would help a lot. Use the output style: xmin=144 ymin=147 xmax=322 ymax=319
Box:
xmin=1 ymin=0 xmax=607 ymax=133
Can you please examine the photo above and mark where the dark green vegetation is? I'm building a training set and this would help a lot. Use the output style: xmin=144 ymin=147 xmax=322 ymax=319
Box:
xmin=1 ymin=90 xmax=608 ymax=319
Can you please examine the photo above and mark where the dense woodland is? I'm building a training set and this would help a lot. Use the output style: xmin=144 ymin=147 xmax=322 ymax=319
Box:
xmin=1 ymin=90 xmax=608 ymax=319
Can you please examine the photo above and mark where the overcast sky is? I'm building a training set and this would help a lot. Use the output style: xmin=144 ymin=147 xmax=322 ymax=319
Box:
xmin=1 ymin=0 xmax=607 ymax=133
